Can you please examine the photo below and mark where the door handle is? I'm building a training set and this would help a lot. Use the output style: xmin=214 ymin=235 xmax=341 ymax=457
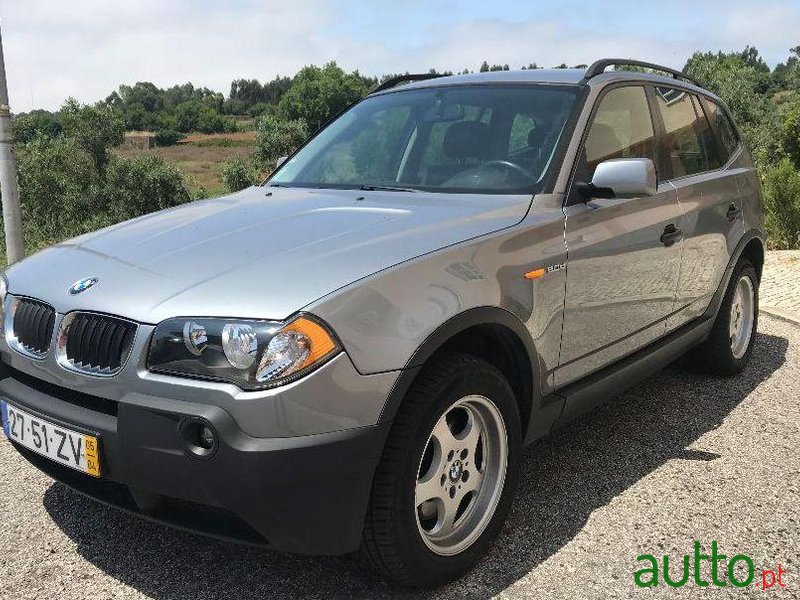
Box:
xmin=660 ymin=224 xmax=683 ymax=247
xmin=726 ymin=203 xmax=742 ymax=222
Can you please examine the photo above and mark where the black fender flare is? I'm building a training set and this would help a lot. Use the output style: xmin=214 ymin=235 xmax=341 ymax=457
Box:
xmin=377 ymin=306 xmax=543 ymax=432
xmin=703 ymin=228 xmax=766 ymax=322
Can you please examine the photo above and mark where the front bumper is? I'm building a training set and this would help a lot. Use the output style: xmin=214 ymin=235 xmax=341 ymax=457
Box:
xmin=0 ymin=360 xmax=391 ymax=555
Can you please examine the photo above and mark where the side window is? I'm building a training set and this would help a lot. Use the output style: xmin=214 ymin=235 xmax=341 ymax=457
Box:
xmin=654 ymin=87 xmax=710 ymax=178
xmin=692 ymin=95 xmax=722 ymax=169
xmin=581 ymin=86 xmax=656 ymax=181
xmin=705 ymin=100 xmax=740 ymax=161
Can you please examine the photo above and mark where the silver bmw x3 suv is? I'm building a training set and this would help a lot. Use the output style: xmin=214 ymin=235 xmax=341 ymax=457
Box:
xmin=1 ymin=59 xmax=764 ymax=585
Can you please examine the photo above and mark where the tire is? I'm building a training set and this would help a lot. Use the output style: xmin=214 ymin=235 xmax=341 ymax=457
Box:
xmin=688 ymin=258 xmax=759 ymax=375
xmin=358 ymin=353 xmax=521 ymax=587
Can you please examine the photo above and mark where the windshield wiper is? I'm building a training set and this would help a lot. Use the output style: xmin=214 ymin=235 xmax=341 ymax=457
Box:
xmin=359 ymin=184 xmax=419 ymax=193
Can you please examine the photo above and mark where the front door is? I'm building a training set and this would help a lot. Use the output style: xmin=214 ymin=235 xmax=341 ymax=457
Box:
xmin=557 ymin=85 xmax=683 ymax=387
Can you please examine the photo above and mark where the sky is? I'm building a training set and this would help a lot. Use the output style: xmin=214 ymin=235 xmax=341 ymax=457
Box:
xmin=1 ymin=0 xmax=799 ymax=112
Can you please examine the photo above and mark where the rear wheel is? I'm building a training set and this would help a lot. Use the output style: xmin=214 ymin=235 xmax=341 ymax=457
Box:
xmin=358 ymin=353 xmax=521 ymax=586
xmin=689 ymin=258 xmax=758 ymax=375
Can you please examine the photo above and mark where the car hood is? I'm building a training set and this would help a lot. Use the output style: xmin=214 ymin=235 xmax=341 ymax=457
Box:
xmin=6 ymin=186 xmax=531 ymax=323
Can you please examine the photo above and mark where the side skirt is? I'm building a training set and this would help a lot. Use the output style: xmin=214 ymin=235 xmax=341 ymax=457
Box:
xmin=541 ymin=314 xmax=714 ymax=430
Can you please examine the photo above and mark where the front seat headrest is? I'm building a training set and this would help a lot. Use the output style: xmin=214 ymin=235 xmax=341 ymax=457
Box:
xmin=443 ymin=121 xmax=491 ymax=159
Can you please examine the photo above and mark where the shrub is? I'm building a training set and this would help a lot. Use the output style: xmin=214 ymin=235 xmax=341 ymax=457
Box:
xmin=155 ymin=129 xmax=185 ymax=146
xmin=222 ymin=157 xmax=258 ymax=192
xmin=14 ymin=135 xmax=191 ymax=253
xmin=763 ymin=158 xmax=800 ymax=249
xmin=781 ymin=103 xmax=800 ymax=169
xmin=16 ymin=136 xmax=100 ymax=249
xmin=252 ymin=115 xmax=308 ymax=171
xmin=102 ymin=155 xmax=191 ymax=222
xmin=12 ymin=110 xmax=62 ymax=143
xmin=175 ymin=101 xmax=236 ymax=134
xmin=247 ymin=102 xmax=276 ymax=118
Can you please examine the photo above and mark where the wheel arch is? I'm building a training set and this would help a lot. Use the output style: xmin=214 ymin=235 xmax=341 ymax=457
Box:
xmin=739 ymin=235 xmax=765 ymax=281
xmin=378 ymin=307 xmax=541 ymax=440
xmin=703 ymin=228 xmax=766 ymax=322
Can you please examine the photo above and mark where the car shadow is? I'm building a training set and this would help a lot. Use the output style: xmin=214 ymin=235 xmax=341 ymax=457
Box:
xmin=43 ymin=331 xmax=788 ymax=599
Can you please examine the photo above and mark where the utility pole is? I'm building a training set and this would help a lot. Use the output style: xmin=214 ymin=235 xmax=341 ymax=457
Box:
xmin=0 ymin=22 xmax=24 ymax=265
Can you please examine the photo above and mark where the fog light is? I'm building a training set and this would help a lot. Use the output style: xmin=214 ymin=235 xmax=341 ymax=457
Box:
xmin=198 ymin=425 xmax=215 ymax=450
xmin=179 ymin=418 xmax=218 ymax=459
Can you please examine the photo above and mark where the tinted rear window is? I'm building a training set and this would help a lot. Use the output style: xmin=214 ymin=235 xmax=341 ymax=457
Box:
xmin=705 ymin=99 xmax=740 ymax=162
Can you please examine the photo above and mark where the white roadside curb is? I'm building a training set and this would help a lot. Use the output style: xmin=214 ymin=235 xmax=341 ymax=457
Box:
xmin=761 ymin=305 xmax=800 ymax=326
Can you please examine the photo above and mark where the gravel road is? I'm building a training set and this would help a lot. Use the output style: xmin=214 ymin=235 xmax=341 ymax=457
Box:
xmin=1 ymin=315 xmax=797 ymax=599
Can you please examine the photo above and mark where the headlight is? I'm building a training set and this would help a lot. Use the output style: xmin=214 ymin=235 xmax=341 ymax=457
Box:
xmin=147 ymin=314 xmax=340 ymax=390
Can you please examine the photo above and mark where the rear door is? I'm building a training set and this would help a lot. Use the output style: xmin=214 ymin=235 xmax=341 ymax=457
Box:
xmin=557 ymin=85 xmax=683 ymax=387
xmin=650 ymin=86 xmax=747 ymax=330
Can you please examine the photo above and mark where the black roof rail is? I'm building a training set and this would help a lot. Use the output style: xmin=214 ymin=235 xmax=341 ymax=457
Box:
xmin=370 ymin=73 xmax=444 ymax=94
xmin=583 ymin=58 xmax=702 ymax=87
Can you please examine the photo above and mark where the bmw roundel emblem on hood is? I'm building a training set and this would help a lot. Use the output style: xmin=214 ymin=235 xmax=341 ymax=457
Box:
xmin=69 ymin=277 xmax=99 ymax=295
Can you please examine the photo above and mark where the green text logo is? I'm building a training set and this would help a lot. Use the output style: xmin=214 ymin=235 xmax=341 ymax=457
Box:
xmin=635 ymin=541 xmax=787 ymax=590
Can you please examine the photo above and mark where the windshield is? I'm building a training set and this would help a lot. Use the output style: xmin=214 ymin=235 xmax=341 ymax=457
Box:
xmin=269 ymin=84 xmax=578 ymax=194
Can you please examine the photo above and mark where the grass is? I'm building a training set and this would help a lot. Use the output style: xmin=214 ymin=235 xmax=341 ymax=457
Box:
xmin=116 ymin=137 xmax=257 ymax=197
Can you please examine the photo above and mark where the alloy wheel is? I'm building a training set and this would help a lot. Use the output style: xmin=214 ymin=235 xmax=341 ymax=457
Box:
xmin=414 ymin=394 xmax=508 ymax=556
xmin=729 ymin=274 xmax=755 ymax=360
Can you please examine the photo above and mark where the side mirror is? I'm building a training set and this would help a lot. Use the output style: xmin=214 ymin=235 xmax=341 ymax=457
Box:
xmin=275 ymin=156 xmax=288 ymax=169
xmin=589 ymin=158 xmax=657 ymax=198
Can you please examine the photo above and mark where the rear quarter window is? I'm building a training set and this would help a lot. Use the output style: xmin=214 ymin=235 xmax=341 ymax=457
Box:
xmin=705 ymin=100 xmax=741 ymax=162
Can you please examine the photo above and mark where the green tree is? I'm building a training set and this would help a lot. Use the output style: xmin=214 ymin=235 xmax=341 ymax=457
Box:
xmin=59 ymin=98 xmax=124 ymax=173
xmin=279 ymin=62 xmax=368 ymax=131
xmin=479 ymin=61 xmax=509 ymax=72
xmin=772 ymin=46 xmax=800 ymax=92
xmin=252 ymin=115 xmax=308 ymax=171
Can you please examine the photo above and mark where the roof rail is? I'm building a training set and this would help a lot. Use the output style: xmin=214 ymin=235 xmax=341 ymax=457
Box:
xmin=583 ymin=58 xmax=702 ymax=87
xmin=370 ymin=73 xmax=444 ymax=94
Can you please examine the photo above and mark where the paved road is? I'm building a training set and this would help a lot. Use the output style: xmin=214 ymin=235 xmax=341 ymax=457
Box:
xmin=761 ymin=250 xmax=800 ymax=320
xmin=1 ymin=315 xmax=798 ymax=599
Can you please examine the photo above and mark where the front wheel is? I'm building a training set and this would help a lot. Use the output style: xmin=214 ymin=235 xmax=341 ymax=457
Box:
xmin=358 ymin=354 xmax=521 ymax=586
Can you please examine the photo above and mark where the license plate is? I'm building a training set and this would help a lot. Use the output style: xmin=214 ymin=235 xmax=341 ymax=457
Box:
xmin=1 ymin=400 xmax=100 ymax=477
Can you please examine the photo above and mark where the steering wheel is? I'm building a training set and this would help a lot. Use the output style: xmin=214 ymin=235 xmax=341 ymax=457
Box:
xmin=477 ymin=160 xmax=534 ymax=181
